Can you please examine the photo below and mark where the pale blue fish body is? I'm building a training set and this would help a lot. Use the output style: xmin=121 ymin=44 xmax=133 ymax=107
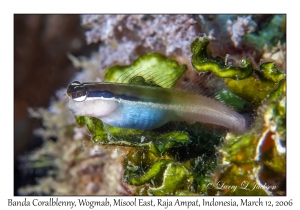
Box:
xmin=67 ymin=81 xmax=246 ymax=133
xmin=101 ymin=103 xmax=168 ymax=130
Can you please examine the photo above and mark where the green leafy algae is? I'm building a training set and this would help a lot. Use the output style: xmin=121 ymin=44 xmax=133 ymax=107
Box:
xmin=126 ymin=159 xmax=173 ymax=186
xmin=191 ymin=37 xmax=253 ymax=80
xmin=191 ymin=36 xmax=286 ymax=106
xmin=148 ymin=163 xmax=191 ymax=195
xmin=260 ymin=62 xmax=286 ymax=83
xmin=214 ymin=89 xmax=252 ymax=112
xmin=104 ymin=53 xmax=187 ymax=88
xmin=76 ymin=116 xmax=190 ymax=153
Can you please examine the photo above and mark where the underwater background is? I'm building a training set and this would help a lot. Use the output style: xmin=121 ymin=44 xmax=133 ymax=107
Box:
xmin=14 ymin=14 xmax=286 ymax=195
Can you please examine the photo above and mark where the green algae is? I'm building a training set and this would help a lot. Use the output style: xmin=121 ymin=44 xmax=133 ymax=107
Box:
xmin=191 ymin=37 xmax=253 ymax=80
xmin=191 ymin=36 xmax=286 ymax=106
xmin=126 ymin=159 xmax=173 ymax=186
xmin=148 ymin=162 xmax=191 ymax=195
xmin=214 ymin=89 xmax=252 ymax=112
xmin=224 ymin=76 xmax=278 ymax=106
xmin=76 ymin=116 xmax=190 ymax=154
xmin=104 ymin=53 xmax=187 ymax=88
xmin=260 ymin=62 xmax=286 ymax=83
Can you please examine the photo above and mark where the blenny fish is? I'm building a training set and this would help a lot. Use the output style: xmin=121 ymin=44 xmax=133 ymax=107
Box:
xmin=67 ymin=81 xmax=247 ymax=133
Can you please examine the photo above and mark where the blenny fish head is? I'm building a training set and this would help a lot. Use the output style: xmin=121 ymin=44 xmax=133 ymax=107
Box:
xmin=67 ymin=81 xmax=119 ymax=118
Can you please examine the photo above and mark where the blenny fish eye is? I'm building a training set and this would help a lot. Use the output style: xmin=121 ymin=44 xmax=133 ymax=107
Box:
xmin=67 ymin=81 xmax=88 ymax=102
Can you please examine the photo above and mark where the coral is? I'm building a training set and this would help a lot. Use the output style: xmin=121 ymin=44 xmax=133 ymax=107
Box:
xmin=82 ymin=15 xmax=126 ymax=45
xmin=243 ymin=14 xmax=286 ymax=52
xmin=227 ymin=15 xmax=257 ymax=47
xmin=262 ymin=42 xmax=286 ymax=71
xmin=82 ymin=14 xmax=198 ymax=63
